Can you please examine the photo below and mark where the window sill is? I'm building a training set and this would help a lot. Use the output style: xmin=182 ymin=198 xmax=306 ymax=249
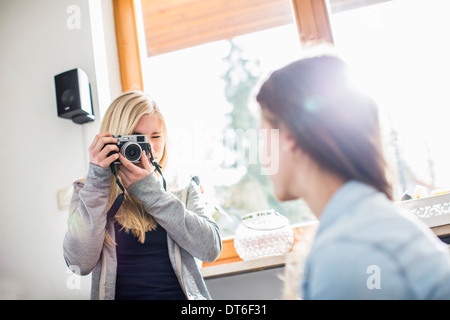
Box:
xmin=201 ymin=251 xmax=291 ymax=279
xmin=201 ymin=220 xmax=319 ymax=279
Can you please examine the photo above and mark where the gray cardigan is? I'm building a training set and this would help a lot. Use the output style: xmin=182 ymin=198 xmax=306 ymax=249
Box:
xmin=63 ymin=164 xmax=222 ymax=300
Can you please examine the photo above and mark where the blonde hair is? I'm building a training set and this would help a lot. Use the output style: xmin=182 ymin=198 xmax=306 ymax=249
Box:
xmin=101 ymin=91 xmax=168 ymax=244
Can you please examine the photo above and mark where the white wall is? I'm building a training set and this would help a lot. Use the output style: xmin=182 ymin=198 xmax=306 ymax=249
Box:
xmin=0 ymin=0 xmax=120 ymax=299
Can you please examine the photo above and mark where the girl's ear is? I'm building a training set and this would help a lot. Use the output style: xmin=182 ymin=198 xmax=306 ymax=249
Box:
xmin=279 ymin=125 xmax=311 ymax=168
xmin=279 ymin=124 xmax=297 ymax=153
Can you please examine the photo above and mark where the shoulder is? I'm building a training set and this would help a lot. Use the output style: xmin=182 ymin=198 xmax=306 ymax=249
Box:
xmin=69 ymin=177 xmax=85 ymax=199
xmin=167 ymin=173 xmax=200 ymax=195
xmin=73 ymin=176 xmax=86 ymax=188
xmin=315 ymin=192 xmax=442 ymax=265
xmin=167 ymin=174 xmax=205 ymax=206
xmin=324 ymin=186 xmax=429 ymax=248
xmin=306 ymin=194 xmax=450 ymax=299
xmin=305 ymin=239 xmax=408 ymax=299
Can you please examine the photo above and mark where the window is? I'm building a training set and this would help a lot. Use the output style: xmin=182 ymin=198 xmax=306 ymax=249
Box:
xmin=140 ymin=4 xmax=316 ymax=237
xmin=329 ymin=0 xmax=450 ymax=200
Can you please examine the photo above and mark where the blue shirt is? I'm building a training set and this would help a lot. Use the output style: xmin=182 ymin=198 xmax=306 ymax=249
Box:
xmin=302 ymin=180 xmax=450 ymax=299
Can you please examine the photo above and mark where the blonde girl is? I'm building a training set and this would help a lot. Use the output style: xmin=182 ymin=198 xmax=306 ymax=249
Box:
xmin=64 ymin=91 xmax=221 ymax=300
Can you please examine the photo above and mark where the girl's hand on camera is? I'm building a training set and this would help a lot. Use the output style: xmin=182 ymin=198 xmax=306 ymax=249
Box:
xmin=88 ymin=132 xmax=119 ymax=168
xmin=117 ymin=151 xmax=155 ymax=189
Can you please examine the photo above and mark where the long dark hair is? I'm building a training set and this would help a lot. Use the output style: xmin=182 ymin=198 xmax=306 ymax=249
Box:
xmin=256 ymin=55 xmax=393 ymax=200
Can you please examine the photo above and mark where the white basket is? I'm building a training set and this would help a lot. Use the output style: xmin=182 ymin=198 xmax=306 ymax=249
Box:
xmin=233 ymin=210 xmax=294 ymax=261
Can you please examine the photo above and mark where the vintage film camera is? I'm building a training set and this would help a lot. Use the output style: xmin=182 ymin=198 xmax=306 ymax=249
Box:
xmin=107 ymin=134 xmax=151 ymax=165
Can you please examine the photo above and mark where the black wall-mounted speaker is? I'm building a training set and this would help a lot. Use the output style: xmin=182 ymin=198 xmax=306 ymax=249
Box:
xmin=54 ymin=68 xmax=95 ymax=124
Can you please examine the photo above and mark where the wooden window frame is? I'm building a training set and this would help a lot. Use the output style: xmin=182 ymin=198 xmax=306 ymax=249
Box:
xmin=113 ymin=0 xmax=333 ymax=92
xmin=113 ymin=0 xmax=144 ymax=92
xmin=112 ymin=0 xmax=333 ymax=269
xmin=140 ymin=0 xmax=295 ymax=57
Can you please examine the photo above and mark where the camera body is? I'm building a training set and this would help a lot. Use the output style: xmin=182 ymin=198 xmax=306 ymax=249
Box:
xmin=107 ymin=134 xmax=150 ymax=165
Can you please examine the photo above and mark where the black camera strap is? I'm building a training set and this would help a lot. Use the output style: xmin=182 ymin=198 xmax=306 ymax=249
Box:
xmin=106 ymin=163 xmax=125 ymax=220
xmin=146 ymin=142 xmax=167 ymax=191
xmin=149 ymin=158 xmax=167 ymax=191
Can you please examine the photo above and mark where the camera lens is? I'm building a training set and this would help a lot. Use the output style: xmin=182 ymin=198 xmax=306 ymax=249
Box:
xmin=121 ymin=142 xmax=142 ymax=162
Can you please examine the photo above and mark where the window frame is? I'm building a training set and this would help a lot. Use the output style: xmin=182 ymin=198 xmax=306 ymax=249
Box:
xmin=112 ymin=0 xmax=334 ymax=91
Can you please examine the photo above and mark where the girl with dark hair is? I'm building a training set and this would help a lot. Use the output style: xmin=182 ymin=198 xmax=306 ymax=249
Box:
xmin=257 ymin=55 xmax=450 ymax=299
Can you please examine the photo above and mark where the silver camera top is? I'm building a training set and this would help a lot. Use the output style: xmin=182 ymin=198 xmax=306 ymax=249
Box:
xmin=113 ymin=134 xmax=149 ymax=143
xmin=112 ymin=134 xmax=149 ymax=164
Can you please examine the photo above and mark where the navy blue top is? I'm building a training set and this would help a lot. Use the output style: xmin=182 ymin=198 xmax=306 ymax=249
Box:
xmin=114 ymin=222 xmax=186 ymax=300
